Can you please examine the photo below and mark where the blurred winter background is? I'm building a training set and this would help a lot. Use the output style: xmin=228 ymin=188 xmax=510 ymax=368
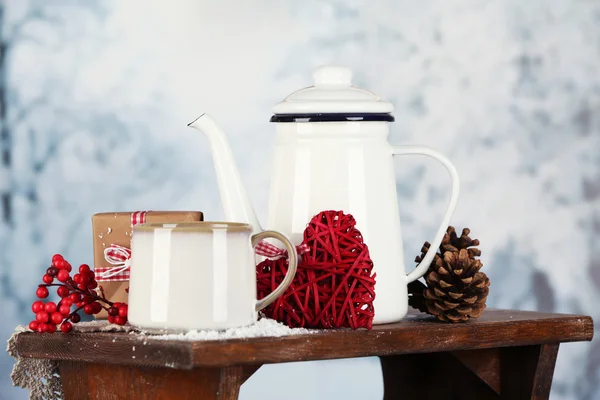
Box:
xmin=1 ymin=0 xmax=599 ymax=398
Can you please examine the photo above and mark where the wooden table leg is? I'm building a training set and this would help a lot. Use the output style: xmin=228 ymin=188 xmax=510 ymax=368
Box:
xmin=58 ymin=361 xmax=261 ymax=400
xmin=380 ymin=351 xmax=499 ymax=399
xmin=500 ymin=343 xmax=560 ymax=400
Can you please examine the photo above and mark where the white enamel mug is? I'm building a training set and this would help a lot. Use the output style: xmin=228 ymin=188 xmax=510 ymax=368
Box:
xmin=127 ymin=222 xmax=298 ymax=331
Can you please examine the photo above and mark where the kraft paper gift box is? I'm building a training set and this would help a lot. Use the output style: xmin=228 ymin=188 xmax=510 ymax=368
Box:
xmin=92 ymin=211 xmax=203 ymax=319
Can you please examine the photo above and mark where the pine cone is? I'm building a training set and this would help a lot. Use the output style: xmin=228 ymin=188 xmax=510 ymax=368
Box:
xmin=408 ymin=227 xmax=490 ymax=323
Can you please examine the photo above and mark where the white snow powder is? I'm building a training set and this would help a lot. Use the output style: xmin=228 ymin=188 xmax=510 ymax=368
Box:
xmin=141 ymin=318 xmax=316 ymax=341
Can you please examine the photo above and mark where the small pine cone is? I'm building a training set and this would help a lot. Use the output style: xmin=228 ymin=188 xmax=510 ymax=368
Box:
xmin=412 ymin=227 xmax=490 ymax=323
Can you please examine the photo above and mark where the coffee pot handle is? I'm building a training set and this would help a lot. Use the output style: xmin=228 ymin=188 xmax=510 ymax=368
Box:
xmin=252 ymin=231 xmax=299 ymax=311
xmin=392 ymin=146 xmax=460 ymax=283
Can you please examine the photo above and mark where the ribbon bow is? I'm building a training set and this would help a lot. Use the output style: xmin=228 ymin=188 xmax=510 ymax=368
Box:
xmin=95 ymin=211 xmax=148 ymax=282
xmin=255 ymin=241 xmax=310 ymax=259
xmin=100 ymin=244 xmax=131 ymax=279
xmin=97 ymin=244 xmax=132 ymax=281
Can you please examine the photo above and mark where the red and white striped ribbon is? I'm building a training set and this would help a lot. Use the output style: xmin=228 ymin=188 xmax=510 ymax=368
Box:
xmin=130 ymin=211 xmax=148 ymax=227
xmin=96 ymin=211 xmax=148 ymax=282
xmin=255 ymin=241 xmax=309 ymax=259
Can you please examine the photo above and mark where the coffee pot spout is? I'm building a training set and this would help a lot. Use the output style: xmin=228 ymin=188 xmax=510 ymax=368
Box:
xmin=188 ymin=113 xmax=262 ymax=234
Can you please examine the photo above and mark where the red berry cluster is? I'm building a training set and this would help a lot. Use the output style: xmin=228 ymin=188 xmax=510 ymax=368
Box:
xmin=30 ymin=254 xmax=128 ymax=333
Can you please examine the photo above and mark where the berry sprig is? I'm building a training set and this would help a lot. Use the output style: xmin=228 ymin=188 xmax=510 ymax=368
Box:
xmin=29 ymin=254 xmax=128 ymax=333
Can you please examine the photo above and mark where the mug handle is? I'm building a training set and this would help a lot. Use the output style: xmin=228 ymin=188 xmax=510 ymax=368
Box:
xmin=252 ymin=231 xmax=299 ymax=311
xmin=392 ymin=145 xmax=460 ymax=283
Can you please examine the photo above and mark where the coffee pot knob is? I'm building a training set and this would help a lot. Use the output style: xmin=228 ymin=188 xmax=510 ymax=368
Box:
xmin=313 ymin=65 xmax=353 ymax=88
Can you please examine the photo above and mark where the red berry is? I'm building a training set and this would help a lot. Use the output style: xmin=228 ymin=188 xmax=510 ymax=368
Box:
xmin=83 ymin=295 xmax=94 ymax=303
xmin=57 ymin=269 xmax=70 ymax=282
xmin=65 ymin=262 xmax=72 ymax=272
xmin=60 ymin=321 xmax=72 ymax=333
xmin=113 ymin=302 xmax=124 ymax=308
xmin=79 ymin=264 xmax=91 ymax=274
xmin=60 ymin=298 xmax=73 ymax=307
xmin=78 ymin=283 xmax=88 ymax=290
xmin=29 ymin=321 xmax=39 ymax=330
xmin=59 ymin=304 xmax=71 ymax=316
xmin=47 ymin=324 xmax=57 ymax=333
xmin=36 ymin=287 xmax=49 ymax=298
xmin=108 ymin=315 xmax=115 ymax=324
xmin=88 ymin=281 xmax=98 ymax=289
xmin=83 ymin=304 xmax=94 ymax=315
xmin=114 ymin=316 xmax=126 ymax=325
xmin=52 ymin=254 xmax=64 ymax=263
xmin=37 ymin=323 xmax=48 ymax=333
xmin=88 ymin=271 xmax=95 ymax=280
xmin=44 ymin=302 xmax=57 ymax=313
xmin=36 ymin=311 xmax=49 ymax=323
xmin=32 ymin=300 xmax=44 ymax=313
xmin=107 ymin=307 xmax=119 ymax=316
xmin=73 ymin=274 xmax=82 ymax=284
xmin=79 ymin=275 xmax=89 ymax=285
xmin=51 ymin=312 xmax=64 ymax=324
xmin=118 ymin=305 xmax=128 ymax=318
xmin=70 ymin=313 xmax=81 ymax=323
xmin=91 ymin=302 xmax=102 ymax=314
xmin=42 ymin=274 xmax=53 ymax=284
xmin=46 ymin=266 xmax=59 ymax=277
xmin=55 ymin=259 xmax=67 ymax=269
xmin=57 ymin=286 xmax=70 ymax=298
xmin=70 ymin=293 xmax=81 ymax=302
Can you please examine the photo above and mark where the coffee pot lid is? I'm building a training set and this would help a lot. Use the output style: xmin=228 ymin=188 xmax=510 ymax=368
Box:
xmin=271 ymin=65 xmax=394 ymax=122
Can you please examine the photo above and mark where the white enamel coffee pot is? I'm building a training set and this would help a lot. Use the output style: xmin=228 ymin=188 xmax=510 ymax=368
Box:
xmin=188 ymin=65 xmax=460 ymax=324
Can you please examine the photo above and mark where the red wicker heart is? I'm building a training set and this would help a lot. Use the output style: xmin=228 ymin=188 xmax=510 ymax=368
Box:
xmin=256 ymin=210 xmax=376 ymax=329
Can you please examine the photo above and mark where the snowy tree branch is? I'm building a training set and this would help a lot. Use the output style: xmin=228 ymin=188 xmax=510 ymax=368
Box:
xmin=8 ymin=96 xmax=46 ymax=128
xmin=29 ymin=127 xmax=64 ymax=174
xmin=7 ymin=7 xmax=64 ymax=44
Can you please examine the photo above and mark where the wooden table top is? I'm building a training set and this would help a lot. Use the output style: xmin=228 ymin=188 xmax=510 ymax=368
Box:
xmin=13 ymin=309 xmax=593 ymax=370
